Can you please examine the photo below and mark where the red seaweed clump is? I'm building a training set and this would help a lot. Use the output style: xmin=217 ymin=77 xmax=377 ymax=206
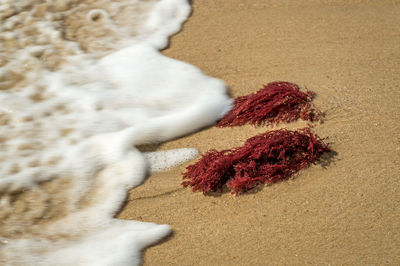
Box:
xmin=182 ymin=128 xmax=330 ymax=195
xmin=217 ymin=81 xmax=321 ymax=127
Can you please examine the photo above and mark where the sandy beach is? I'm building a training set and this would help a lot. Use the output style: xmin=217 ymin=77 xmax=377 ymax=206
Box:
xmin=118 ymin=0 xmax=400 ymax=264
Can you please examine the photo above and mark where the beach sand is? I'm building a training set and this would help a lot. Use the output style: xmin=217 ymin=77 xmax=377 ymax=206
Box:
xmin=117 ymin=0 xmax=400 ymax=264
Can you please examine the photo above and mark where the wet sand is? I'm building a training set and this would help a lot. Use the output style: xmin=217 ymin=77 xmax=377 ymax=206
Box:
xmin=118 ymin=0 xmax=400 ymax=265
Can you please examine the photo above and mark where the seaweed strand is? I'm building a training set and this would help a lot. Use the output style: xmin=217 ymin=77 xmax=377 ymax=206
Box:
xmin=217 ymin=81 xmax=321 ymax=127
xmin=182 ymin=128 xmax=330 ymax=195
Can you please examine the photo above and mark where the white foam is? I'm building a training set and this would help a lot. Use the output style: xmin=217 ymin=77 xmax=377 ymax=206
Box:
xmin=145 ymin=148 xmax=199 ymax=173
xmin=0 ymin=0 xmax=232 ymax=265
xmin=4 ymin=222 xmax=172 ymax=266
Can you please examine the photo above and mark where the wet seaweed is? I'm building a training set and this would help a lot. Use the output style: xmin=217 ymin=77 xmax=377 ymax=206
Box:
xmin=217 ymin=81 xmax=321 ymax=127
xmin=182 ymin=128 xmax=330 ymax=195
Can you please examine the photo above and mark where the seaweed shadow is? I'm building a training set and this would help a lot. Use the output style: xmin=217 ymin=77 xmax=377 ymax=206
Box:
xmin=318 ymin=150 xmax=338 ymax=168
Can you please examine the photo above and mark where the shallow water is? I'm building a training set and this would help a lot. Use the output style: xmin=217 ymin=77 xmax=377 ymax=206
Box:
xmin=0 ymin=0 xmax=231 ymax=264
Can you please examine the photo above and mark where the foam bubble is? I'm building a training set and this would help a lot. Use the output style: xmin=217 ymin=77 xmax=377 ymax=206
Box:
xmin=0 ymin=0 xmax=231 ymax=264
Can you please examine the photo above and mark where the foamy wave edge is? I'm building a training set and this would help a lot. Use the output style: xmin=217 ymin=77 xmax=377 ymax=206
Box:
xmin=0 ymin=0 xmax=231 ymax=265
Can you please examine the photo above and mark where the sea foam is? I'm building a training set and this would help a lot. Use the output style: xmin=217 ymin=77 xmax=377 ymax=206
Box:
xmin=0 ymin=0 xmax=231 ymax=265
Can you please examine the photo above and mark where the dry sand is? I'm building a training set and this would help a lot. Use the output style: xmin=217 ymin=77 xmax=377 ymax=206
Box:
xmin=117 ymin=0 xmax=400 ymax=264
